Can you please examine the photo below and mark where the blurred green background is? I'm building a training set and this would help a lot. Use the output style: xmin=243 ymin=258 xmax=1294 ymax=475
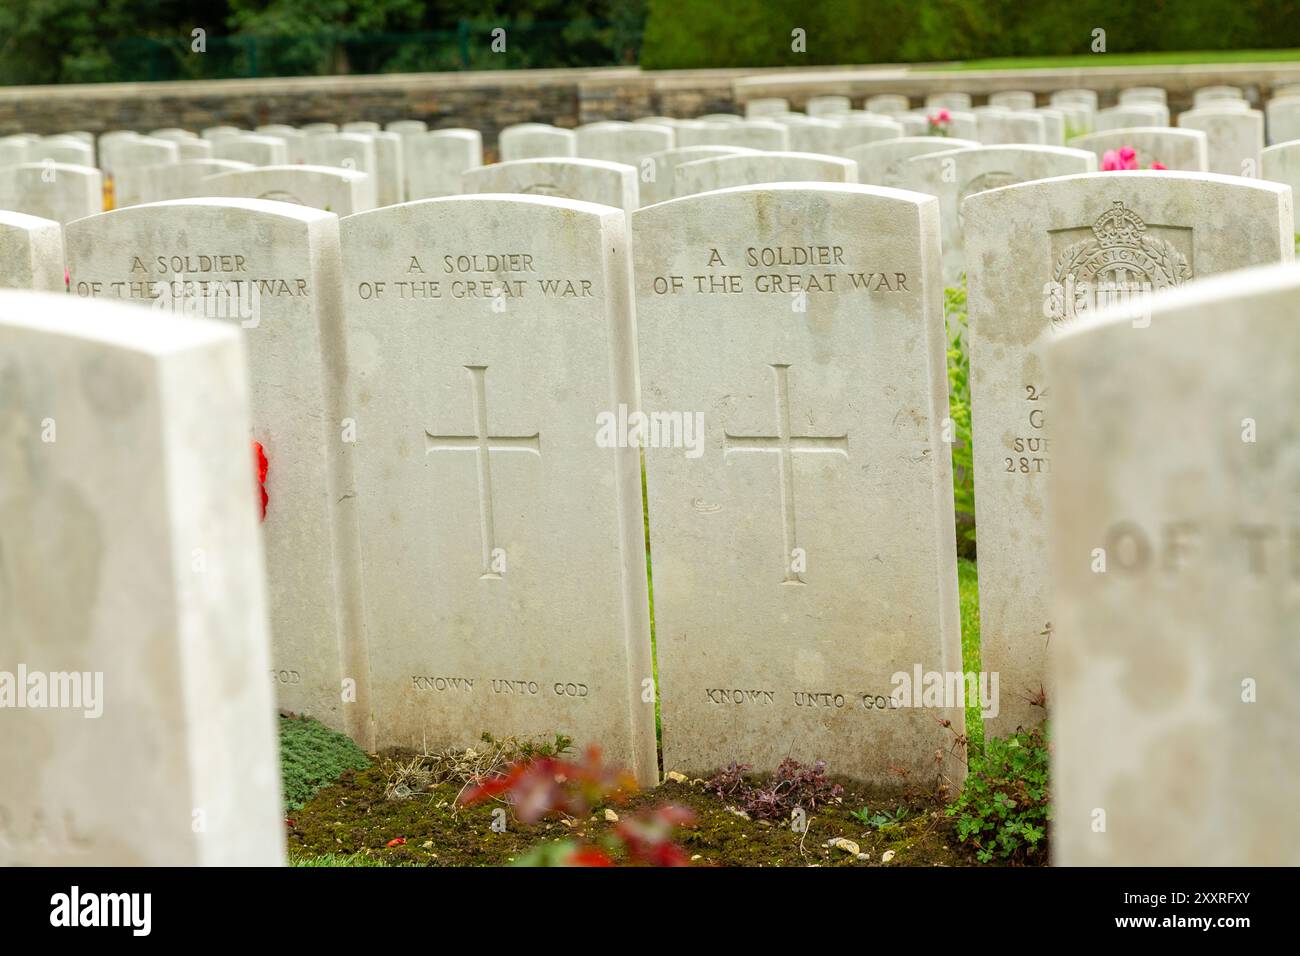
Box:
xmin=3 ymin=0 xmax=1300 ymax=85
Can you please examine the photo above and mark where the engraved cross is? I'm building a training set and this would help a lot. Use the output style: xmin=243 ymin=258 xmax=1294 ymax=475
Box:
xmin=425 ymin=365 xmax=540 ymax=580
xmin=724 ymin=364 xmax=847 ymax=585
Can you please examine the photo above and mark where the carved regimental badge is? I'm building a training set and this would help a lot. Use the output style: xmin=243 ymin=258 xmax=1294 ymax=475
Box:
xmin=1047 ymin=201 xmax=1192 ymax=331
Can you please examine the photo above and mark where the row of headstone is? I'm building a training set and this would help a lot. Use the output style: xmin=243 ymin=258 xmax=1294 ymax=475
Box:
xmin=4 ymin=167 xmax=1298 ymax=863
xmin=0 ymin=184 xmax=971 ymax=796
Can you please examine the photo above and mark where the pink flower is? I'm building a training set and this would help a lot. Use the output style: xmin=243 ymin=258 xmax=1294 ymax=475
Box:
xmin=1101 ymin=146 xmax=1141 ymax=171
xmin=936 ymin=108 xmax=951 ymax=122
xmin=1150 ymin=161 xmax=1166 ymax=170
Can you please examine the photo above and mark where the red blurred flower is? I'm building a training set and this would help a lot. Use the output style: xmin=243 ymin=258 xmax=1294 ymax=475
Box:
xmin=565 ymin=847 xmax=615 ymax=867
xmin=253 ymin=441 xmax=268 ymax=521
xmin=386 ymin=837 xmax=406 ymax=847
xmin=1150 ymin=161 xmax=1167 ymax=170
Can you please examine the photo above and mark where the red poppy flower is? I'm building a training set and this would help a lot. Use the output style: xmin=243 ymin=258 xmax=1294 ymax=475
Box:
xmin=252 ymin=441 xmax=268 ymax=521
xmin=386 ymin=837 xmax=406 ymax=847
xmin=565 ymin=847 xmax=615 ymax=867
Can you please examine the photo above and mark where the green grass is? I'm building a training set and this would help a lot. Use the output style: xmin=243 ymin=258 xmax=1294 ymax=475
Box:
xmin=957 ymin=557 xmax=983 ymax=753
xmin=279 ymin=714 xmax=371 ymax=812
xmin=933 ymin=49 xmax=1300 ymax=71
xmin=289 ymin=850 xmax=411 ymax=867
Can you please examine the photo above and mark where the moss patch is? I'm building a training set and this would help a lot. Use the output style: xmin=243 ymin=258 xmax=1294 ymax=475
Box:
xmin=279 ymin=713 xmax=371 ymax=812
xmin=286 ymin=753 xmax=1022 ymax=867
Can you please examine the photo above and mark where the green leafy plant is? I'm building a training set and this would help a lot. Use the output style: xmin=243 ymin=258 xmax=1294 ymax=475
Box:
xmin=945 ymin=280 xmax=976 ymax=559
xmin=947 ymin=724 xmax=1050 ymax=864
xmin=851 ymin=804 xmax=911 ymax=831
xmin=279 ymin=712 xmax=371 ymax=811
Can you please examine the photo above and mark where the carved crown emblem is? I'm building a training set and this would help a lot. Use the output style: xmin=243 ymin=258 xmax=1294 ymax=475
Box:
xmin=1090 ymin=201 xmax=1148 ymax=247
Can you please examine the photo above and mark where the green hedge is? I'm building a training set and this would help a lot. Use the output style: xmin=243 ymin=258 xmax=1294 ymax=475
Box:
xmin=640 ymin=0 xmax=1300 ymax=69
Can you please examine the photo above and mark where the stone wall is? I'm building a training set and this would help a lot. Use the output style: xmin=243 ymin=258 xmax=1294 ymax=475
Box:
xmin=4 ymin=61 xmax=1300 ymax=146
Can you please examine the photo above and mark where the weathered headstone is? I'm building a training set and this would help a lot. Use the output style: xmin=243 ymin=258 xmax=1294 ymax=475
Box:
xmin=975 ymin=108 xmax=1046 ymax=145
xmin=1178 ymin=107 xmax=1265 ymax=175
xmin=866 ymin=94 xmax=910 ymax=114
xmin=407 ymin=129 xmax=482 ymax=200
xmin=212 ymin=134 xmax=288 ymax=167
xmin=338 ymin=194 xmax=657 ymax=784
xmin=1265 ymin=97 xmax=1300 ymax=145
xmin=0 ymin=289 xmax=284 ymax=865
xmin=1052 ymin=89 xmax=1100 ymax=111
xmin=65 ymin=198 xmax=370 ymax=746
xmin=112 ymin=137 xmax=181 ymax=207
xmin=1069 ymin=127 xmax=1209 ymax=171
xmin=1118 ymin=86 xmax=1166 ymax=106
xmin=746 ymin=97 xmax=789 ymax=117
xmin=1262 ymin=140 xmax=1300 ymax=200
xmin=989 ymin=90 xmax=1036 ymax=111
xmin=634 ymin=183 xmax=965 ymax=787
xmin=461 ymin=157 xmax=638 ymax=212
xmin=0 ymin=211 xmax=62 ymax=291
xmin=806 ymin=95 xmax=851 ymax=117
xmin=0 ymin=163 xmax=102 ymax=225
xmin=125 ymin=159 xmax=253 ymax=206
xmin=29 ymin=138 xmax=94 ymax=167
xmin=927 ymin=92 xmax=973 ymax=111
xmin=673 ymin=151 xmax=857 ymax=198
xmin=256 ymin=124 xmax=309 ymax=164
xmin=576 ymin=121 xmax=674 ymax=167
xmin=1049 ymin=262 xmax=1300 ymax=866
xmin=889 ymin=144 xmax=1097 ymax=283
xmin=1193 ymin=85 xmax=1244 ymax=108
xmin=642 ymin=146 xmax=757 ymax=206
xmin=846 ymin=136 xmax=979 ymax=185
xmin=499 ymin=123 xmax=577 ymax=162
xmin=200 ymin=164 xmax=376 ymax=215
xmin=963 ymin=170 xmax=1294 ymax=737
xmin=1095 ymin=104 xmax=1170 ymax=130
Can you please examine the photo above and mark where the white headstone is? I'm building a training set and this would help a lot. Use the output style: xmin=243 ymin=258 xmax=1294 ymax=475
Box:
xmin=29 ymin=138 xmax=94 ymax=167
xmin=641 ymin=146 xmax=757 ymax=206
xmin=1193 ymin=85 xmax=1245 ymax=108
xmin=989 ymin=91 xmax=1037 ymax=111
xmin=1049 ymin=262 xmax=1300 ymax=866
xmin=499 ymin=123 xmax=577 ymax=162
xmin=889 ymin=145 xmax=1097 ymax=283
xmin=976 ymin=108 xmax=1046 ymax=145
xmin=1262 ymin=139 xmax=1300 ymax=202
xmin=1095 ymin=104 xmax=1170 ymax=130
xmin=0 ymin=289 xmax=284 ymax=865
xmin=846 ymin=136 xmax=980 ymax=185
xmin=200 ymin=164 xmax=376 ymax=215
xmin=0 ymin=211 xmax=62 ymax=291
xmin=1177 ymin=107 xmax=1264 ymax=175
xmin=407 ymin=129 xmax=483 ymax=200
xmin=212 ymin=134 xmax=288 ymax=167
xmin=65 ymin=198 xmax=370 ymax=746
xmin=1068 ymin=127 xmax=1209 ymax=171
xmin=338 ymin=194 xmax=657 ymax=784
xmin=123 ymin=159 xmax=253 ymax=206
xmin=1266 ymin=97 xmax=1300 ymax=145
xmin=806 ymin=95 xmax=852 ymax=117
xmin=461 ymin=157 xmax=638 ymax=212
xmin=927 ymin=92 xmax=973 ymax=111
xmin=866 ymin=94 xmax=910 ymax=113
xmin=576 ymin=121 xmax=674 ymax=167
xmin=673 ymin=151 xmax=857 ymax=198
xmin=634 ymin=183 xmax=965 ymax=787
xmin=745 ymin=97 xmax=789 ymax=117
xmin=963 ymin=171 xmax=1294 ymax=737
xmin=0 ymin=163 xmax=102 ymax=225
xmin=1052 ymin=89 xmax=1100 ymax=111
xmin=1118 ymin=86 xmax=1166 ymax=105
